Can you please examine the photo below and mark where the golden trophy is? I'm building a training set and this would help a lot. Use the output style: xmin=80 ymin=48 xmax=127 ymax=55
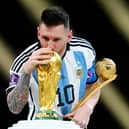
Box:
xmin=72 ymin=58 xmax=117 ymax=112
xmin=35 ymin=52 xmax=62 ymax=120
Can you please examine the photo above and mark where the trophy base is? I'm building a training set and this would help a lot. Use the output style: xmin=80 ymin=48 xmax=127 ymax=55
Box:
xmin=34 ymin=109 xmax=60 ymax=120
xmin=8 ymin=120 xmax=82 ymax=129
xmin=8 ymin=109 xmax=82 ymax=129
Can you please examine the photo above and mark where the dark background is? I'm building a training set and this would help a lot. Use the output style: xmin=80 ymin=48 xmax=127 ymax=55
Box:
xmin=0 ymin=0 xmax=129 ymax=129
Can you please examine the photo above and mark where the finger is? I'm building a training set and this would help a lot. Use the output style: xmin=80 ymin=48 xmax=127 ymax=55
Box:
xmin=63 ymin=112 xmax=73 ymax=117
xmin=63 ymin=113 xmax=74 ymax=120
xmin=31 ymin=54 xmax=51 ymax=60
xmin=37 ymin=48 xmax=53 ymax=55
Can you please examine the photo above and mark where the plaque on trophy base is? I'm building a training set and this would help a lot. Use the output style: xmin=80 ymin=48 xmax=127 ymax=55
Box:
xmin=34 ymin=108 xmax=60 ymax=120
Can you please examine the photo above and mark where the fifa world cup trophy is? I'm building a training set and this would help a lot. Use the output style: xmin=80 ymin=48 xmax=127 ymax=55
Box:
xmin=35 ymin=52 xmax=62 ymax=120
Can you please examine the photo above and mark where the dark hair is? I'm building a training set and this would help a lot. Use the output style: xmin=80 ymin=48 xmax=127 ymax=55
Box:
xmin=41 ymin=6 xmax=70 ymax=29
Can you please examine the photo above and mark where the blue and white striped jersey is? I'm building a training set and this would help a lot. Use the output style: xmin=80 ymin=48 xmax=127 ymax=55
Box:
xmin=6 ymin=36 xmax=97 ymax=120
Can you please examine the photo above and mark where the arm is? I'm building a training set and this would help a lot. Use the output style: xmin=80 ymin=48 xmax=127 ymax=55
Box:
xmin=7 ymin=71 xmax=30 ymax=114
xmin=7 ymin=48 xmax=53 ymax=114
xmin=63 ymin=82 xmax=101 ymax=129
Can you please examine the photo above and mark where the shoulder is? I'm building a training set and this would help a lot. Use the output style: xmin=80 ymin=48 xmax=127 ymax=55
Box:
xmin=69 ymin=36 xmax=96 ymax=54
xmin=20 ymin=42 xmax=40 ymax=55
xmin=10 ymin=42 xmax=40 ymax=72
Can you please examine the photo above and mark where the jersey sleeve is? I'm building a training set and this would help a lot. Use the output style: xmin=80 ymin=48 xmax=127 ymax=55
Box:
xmin=87 ymin=61 xmax=98 ymax=84
xmin=6 ymin=42 xmax=39 ymax=94
xmin=6 ymin=71 xmax=21 ymax=94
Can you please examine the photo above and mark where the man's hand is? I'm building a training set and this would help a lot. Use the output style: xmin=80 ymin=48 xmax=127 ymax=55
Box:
xmin=63 ymin=103 xmax=93 ymax=128
xmin=23 ymin=48 xmax=53 ymax=74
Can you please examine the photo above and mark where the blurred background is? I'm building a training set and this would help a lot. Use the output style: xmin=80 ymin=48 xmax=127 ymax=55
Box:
xmin=0 ymin=0 xmax=129 ymax=129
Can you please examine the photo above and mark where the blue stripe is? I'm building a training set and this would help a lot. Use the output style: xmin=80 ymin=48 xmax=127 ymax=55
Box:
xmin=58 ymin=60 xmax=72 ymax=115
xmin=73 ymin=51 xmax=88 ymax=100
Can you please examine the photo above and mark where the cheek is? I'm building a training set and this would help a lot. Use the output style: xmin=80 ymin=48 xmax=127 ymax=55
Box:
xmin=55 ymin=43 xmax=64 ymax=49
xmin=40 ymin=40 xmax=47 ymax=48
xmin=55 ymin=43 xmax=66 ymax=53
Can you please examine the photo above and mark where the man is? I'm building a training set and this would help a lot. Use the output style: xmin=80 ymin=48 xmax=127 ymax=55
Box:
xmin=6 ymin=6 xmax=100 ymax=128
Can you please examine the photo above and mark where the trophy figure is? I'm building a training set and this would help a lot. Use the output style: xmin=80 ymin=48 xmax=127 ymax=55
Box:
xmin=35 ymin=52 xmax=62 ymax=120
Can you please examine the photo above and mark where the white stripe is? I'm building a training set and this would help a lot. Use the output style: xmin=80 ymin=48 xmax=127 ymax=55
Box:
xmin=5 ymin=85 xmax=15 ymax=93
xmin=30 ymin=75 xmax=40 ymax=109
xmin=15 ymin=57 xmax=28 ymax=72
xmin=64 ymin=51 xmax=80 ymax=109
xmin=27 ymin=94 xmax=35 ymax=120
xmin=28 ymin=74 xmax=40 ymax=120
xmin=71 ymin=36 xmax=92 ymax=46
xmin=54 ymin=95 xmax=63 ymax=117
xmin=11 ymin=43 xmax=38 ymax=72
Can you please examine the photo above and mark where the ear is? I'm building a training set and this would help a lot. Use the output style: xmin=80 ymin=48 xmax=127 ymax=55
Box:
xmin=67 ymin=30 xmax=73 ymax=43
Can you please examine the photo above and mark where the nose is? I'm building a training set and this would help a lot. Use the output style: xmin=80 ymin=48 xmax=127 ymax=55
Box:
xmin=47 ymin=41 xmax=55 ymax=50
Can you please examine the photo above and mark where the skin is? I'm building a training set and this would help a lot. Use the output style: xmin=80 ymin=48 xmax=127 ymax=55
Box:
xmin=7 ymin=23 xmax=100 ymax=128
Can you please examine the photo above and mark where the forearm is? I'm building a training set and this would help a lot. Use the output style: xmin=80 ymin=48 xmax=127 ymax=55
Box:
xmin=84 ymin=88 xmax=101 ymax=114
xmin=7 ymin=71 xmax=30 ymax=114
xmin=64 ymin=86 xmax=100 ymax=128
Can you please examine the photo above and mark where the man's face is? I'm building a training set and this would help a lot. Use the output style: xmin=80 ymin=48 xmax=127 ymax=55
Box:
xmin=37 ymin=23 xmax=72 ymax=55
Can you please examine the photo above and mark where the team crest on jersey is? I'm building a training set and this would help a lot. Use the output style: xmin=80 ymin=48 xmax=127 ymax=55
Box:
xmin=76 ymin=66 xmax=83 ymax=78
xmin=75 ymin=61 xmax=83 ymax=78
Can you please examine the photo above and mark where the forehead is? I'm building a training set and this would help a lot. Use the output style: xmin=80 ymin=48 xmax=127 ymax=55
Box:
xmin=38 ymin=23 xmax=70 ymax=39
xmin=39 ymin=23 xmax=66 ymax=32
